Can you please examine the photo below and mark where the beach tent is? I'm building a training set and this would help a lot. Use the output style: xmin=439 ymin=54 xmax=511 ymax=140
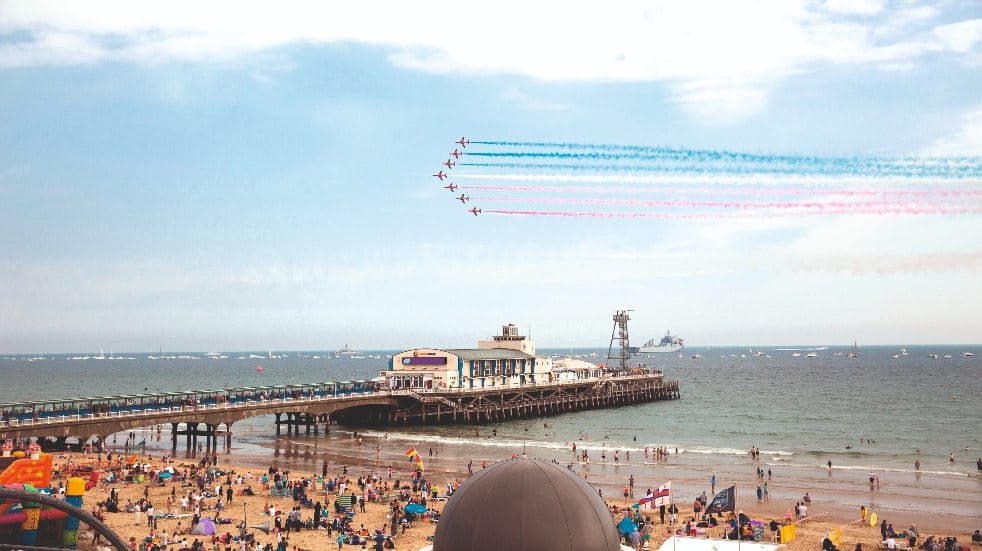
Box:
xmin=191 ymin=517 xmax=216 ymax=535
xmin=158 ymin=472 xmax=173 ymax=479
xmin=617 ymin=517 xmax=637 ymax=536
xmin=405 ymin=503 xmax=427 ymax=514
xmin=657 ymin=536 xmax=784 ymax=551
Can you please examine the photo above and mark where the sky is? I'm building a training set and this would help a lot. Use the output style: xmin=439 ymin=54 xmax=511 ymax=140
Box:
xmin=1 ymin=0 xmax=981 ymax=353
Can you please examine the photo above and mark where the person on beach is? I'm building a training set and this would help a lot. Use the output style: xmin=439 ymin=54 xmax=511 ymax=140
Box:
xmin=860 ymin=505 xmax=868 ymax=523
xmin=710 ymin=474 xmax=716 ymax=494
xmin=762 ymin=482 xmax=768 ymax=501
xmin=756 ymin=484 xmax=762 ymax=502
xmin=915 ymin=459 xmax=920 ymax=470
xmin=828 ymin=459 xmax=833 ymax=471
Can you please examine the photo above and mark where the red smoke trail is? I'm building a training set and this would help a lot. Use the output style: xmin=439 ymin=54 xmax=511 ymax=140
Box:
xmin=485 ymin=207 xmax=982 ymax=218
xmin=474 ymin=197 xmax=959 ymax=210
xmin=483 ymin=210 xmax=718 ymax=219
xmin=462 ymin=185 xmax=982 ymax=198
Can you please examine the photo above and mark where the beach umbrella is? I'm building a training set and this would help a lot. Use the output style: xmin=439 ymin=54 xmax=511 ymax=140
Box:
xmin=404 ymin=503 xmax=427 ymax=514
xmin=617 ymin=517 xmax=637 ymax=536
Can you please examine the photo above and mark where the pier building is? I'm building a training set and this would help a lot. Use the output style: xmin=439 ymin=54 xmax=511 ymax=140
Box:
xmin=381 ymin=324 xmax=554 ymax=390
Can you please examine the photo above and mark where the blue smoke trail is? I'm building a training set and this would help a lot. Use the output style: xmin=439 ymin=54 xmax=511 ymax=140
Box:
xmin=459 ymin=162 xmax=981 ymax=179
xmin=464 ymin=152 xmax=981 ymax=178
xmin=470 ymin=141 xmax=982 ymax=168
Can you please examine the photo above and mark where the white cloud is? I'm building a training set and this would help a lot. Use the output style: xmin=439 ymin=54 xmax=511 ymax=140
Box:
xmin=922 ymin=105 xmax=982 ymax=156
xmin=819 ymin=0 xmax=886 ymax=16
xmin=0 ymin=1 xmax=979 ymax=122
xmin=501 ymin=88 xmax=570 ymax=112
xmin=933 ymin=18 xmax=982 ymax=53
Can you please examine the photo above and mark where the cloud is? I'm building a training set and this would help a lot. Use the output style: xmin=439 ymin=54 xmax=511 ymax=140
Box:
xmin=921 ymin=105 xmax=982 ymax=156
xmin=933 ymin=18 xmax=982 ymax=53
xmin=501 ymin=88 xmax=570 ymax=112
xmin=0 ymin=2 xmax=979 ymax=122
xmin=819 ymin=0 xmax=885 ymax=16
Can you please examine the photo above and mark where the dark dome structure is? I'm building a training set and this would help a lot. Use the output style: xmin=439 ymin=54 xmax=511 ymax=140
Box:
xmin=432 ymin=458 xmax=622 ymax=551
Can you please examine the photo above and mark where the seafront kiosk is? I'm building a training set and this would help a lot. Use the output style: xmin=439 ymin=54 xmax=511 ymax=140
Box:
xmin=382 ymin=324 xmax=554 ymax=390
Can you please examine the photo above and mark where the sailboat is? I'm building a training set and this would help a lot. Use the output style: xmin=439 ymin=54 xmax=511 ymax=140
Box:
xmin=847 ymin=341 xmax=861 ymax=358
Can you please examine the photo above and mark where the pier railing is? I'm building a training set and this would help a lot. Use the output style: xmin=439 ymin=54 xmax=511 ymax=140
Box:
xmin=0 ymin=373 xmax=671 ymax=430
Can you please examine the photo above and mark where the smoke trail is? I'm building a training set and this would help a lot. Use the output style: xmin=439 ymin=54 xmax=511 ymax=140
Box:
xmin=485 ymin=207 xmax=982 ymax=218
xmin=464 ymin=152 xmax=981 ymax=178
xmin=455 ymin=173 xmax=980 ymax=187
xmin=459 ymin=162 xmax=980 ymax=178
xmin=473 ymin=197 xmax=959 ymax=210
xmin=461 ymin=185 xmax=982 ymax=198
xmin=469 ymin=141 xmax=981 ymax=169
xmin=483 ymin=210 xmax=718 ymax=219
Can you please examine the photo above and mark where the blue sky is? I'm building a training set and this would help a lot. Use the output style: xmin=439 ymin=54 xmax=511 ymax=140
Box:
xmin=1 ymin=1 xmax=981 ymax=353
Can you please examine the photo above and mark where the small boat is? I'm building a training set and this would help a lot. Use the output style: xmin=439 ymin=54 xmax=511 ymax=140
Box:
xmin=792 ymin=353 xmax=801 ymax=357
xmin=928 ymin=354 xmax=939 ymax=359
xmin=964 ymin=352 xmax=975 ymax=357
xmin=943 ymin=354 xmax=952 ymax=359
xmin=256 ymin=366 xmax=264 ymax=372
xmin=805 ymin=352 xmax=817 ymax=358
xmin=691 ymin=354 xmax=703 ymax=359
xmin=847 ymin=340 xmax=861 ymax=358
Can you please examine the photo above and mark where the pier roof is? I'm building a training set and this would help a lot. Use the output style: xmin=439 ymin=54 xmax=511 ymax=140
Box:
xmin=443 ymin=348 xmax=534 ymax=360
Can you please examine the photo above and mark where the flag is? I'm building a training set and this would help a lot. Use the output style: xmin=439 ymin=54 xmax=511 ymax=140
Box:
xmin=705 ymin=485 xmax=736 ymax=514
xmin=653 ymin=481 xmax=671 ymax=507
xmin=406 ymin=447 xmax=424 ymax=470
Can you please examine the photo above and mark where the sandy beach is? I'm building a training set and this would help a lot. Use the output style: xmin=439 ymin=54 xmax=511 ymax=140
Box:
xmin=54 ymin=436 xmax=977 ymax=551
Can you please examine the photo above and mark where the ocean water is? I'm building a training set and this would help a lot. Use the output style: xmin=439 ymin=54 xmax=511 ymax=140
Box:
xmin=1 ymin=345 xmax=979 ymax=478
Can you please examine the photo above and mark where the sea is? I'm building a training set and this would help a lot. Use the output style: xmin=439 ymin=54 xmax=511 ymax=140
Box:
xmin=1 ymin=345 xmax=979 ymax=519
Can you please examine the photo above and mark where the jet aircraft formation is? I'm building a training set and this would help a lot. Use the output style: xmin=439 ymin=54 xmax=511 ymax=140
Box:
xmin=435 ymin=137 xmax=480 ymax=216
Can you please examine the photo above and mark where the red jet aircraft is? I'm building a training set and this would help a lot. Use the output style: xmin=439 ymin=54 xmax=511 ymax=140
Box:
xmin=456 ymin=194 xmax=470 ymax=203
xmin=444 ymin=183 xmax=458 ymax=192
xmin=432 ymin=171 xmax=447 ymax=181
xmin=449 ymin=149 xmax=462 ymax=159
xmin=442 ymin=159 xmax=455 ymax=169
xmin=455 ymin=137 xmax=470 ymax=147
xmin=469 ymin=207 xmax=482 ymax=216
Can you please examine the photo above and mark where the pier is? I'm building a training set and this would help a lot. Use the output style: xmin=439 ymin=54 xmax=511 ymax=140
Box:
xmin=0 ymin=374 xmax=679 ymax=448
